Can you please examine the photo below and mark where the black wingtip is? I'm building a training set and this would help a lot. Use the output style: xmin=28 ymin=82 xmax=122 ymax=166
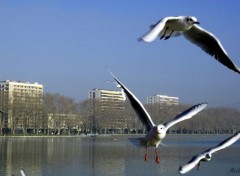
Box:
xmin=198 ymin=102 xmax=208 ymax=107
xmin=179 ymin=166 xmax=183 ymax=174
xmin=137 ymin=38 xmax=143 ymax=42
xmin=192 ymin=103 xmax=208 ymax=109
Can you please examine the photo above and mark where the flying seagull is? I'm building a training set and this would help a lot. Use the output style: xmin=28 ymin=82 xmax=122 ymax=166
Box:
xmin=139 ymin=16 xmax=240 ymax=74
xmin=179 ymin=132 xmax=240 ymax=174
xmin=109 ymin=71 xmax=207 ymax=164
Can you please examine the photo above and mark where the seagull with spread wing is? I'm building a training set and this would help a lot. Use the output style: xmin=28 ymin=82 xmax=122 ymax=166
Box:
xmin=109 ymin=71 xmax=207 ymax=164
xmin=139 ymin=16 xmax=240 ymax=74
xmin=179 ymin=132 xmax=240 ymax=174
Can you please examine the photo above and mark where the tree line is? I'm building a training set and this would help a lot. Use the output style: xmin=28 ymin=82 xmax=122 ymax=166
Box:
xmin=0 ymin=92 xmax=240 ymax=135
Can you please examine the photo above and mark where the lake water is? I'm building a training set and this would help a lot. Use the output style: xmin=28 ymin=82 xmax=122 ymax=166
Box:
xmin=0 ymin=134 xmax=239 ymax=176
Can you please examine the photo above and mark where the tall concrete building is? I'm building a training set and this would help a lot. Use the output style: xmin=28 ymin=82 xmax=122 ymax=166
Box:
xmin=88 ymin=89 xmax=126 ymax=132
xmin=147 ymin=94 xmax=179 ymax=105
xmin=0 ymin=80 xmax=43 ymax=131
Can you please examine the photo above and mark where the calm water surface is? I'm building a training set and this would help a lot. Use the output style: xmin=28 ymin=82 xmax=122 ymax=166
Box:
xmin=0 ymin=134 xmax=239 ymax=176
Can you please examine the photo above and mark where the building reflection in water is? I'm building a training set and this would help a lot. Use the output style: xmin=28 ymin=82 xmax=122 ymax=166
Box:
xmin=0 ymin=136 xmax=175 ymax=175
xmin=0 ymin=135 xmax=239 ymax=175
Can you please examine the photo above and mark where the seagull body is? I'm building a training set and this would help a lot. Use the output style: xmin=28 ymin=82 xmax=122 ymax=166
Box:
xmin=139 ymin=16 xmax=240 ymax=74
xmin=109 ymin=71 xmax=207 ymax=164
xmin=179 ymin=132 xmax=240 ymax=174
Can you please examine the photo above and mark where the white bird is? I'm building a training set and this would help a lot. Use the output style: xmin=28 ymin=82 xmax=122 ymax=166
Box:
xmin=20 ymin=169 xmax=26 ymax=176
xmin=179 ymin=132 xmax=240 ymax=174
xmin=109 ymin=71 xmax=207 ymax=164
xmin=139 ymin=16 xmax=240 ymax=74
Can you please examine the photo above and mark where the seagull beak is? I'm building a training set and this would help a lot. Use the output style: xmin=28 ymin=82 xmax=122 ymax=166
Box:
xmin=194 ymin=21 xmax=200 ymax=24
xmin=156 ymin=129 xmax=160 ymax=134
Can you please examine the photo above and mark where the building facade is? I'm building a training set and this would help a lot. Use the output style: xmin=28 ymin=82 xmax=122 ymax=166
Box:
xmin=0 ymin=80 xmax=43 ymax=131
xmin=147 ymin=94 xmax=179 ymax=105
xmin=88 ymin=89 xmax=126 ymax=132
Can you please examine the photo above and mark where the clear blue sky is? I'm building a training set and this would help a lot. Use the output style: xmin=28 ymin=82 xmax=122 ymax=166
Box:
xmin=0 ymin=0 xmax=240 ymax=107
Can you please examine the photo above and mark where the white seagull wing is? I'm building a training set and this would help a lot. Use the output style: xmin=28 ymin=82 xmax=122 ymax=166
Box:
xmin=180 ymin=132 xmax=240 ymax=174
xmin=164 ymin=103 xmax=207 ymax=131
xmin=183 ymin=25 xmax=240 ymax=74
xmin=20 ymin=169 xmax=26 ymax=176
xmin=109 ymin=71 xmax=155 ymax=131
xmin=209 ymin=132 xmax=240 ymax=154
xmin=179 ymin=152 xmax=208 ymax=174
xmin=140 ymin=16 xmax=181 ymax=42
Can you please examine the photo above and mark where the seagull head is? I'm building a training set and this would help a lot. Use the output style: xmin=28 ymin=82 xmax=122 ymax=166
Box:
xmin=156 ymin=124 xmax=165 ymax=134
xmin=185 ymin=16 xmax=200 ymax=25
xmin=205 ymin=153 xmax=212 ymax=161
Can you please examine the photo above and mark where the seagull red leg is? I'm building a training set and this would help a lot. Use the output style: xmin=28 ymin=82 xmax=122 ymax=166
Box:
xmin=155 ymin=148 xmax=160 ymax=164
xmin=197 ymin=162 xmax=201 ymax=170
xmin=144 ymin=146 xmax=148 ymax=162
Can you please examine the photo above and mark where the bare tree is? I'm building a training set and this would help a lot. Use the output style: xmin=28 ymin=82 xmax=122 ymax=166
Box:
xmin=78 ymin=99 xmax=99 ymax=134
xmin=43 ymin=93 xmax=79 ymax=135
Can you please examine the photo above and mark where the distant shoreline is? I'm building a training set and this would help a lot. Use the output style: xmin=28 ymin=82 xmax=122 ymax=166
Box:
xmin=0 ymin=133 xmax=233 ymax=138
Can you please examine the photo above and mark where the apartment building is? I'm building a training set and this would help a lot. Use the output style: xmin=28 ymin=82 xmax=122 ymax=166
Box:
xmin=88 ymin=89 xmax=126 ymax=132
xmin=147 ymin=94 xmax=179 ymax=105
xmin=0 ymin=80 xmax=43 ymax=130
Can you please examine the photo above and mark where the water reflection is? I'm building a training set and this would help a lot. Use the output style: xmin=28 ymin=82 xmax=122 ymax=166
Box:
xmin=0 ymin=135 xmax=239 ymax=176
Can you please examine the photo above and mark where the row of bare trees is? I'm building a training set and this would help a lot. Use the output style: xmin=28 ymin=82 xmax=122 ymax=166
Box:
xmin=144 ymin=104 xmax=240 ymax=134
xmin=79 ymin=100 xmax=240 ymax=134
xmin=1 ymin=92 xmax=240 ymax=135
